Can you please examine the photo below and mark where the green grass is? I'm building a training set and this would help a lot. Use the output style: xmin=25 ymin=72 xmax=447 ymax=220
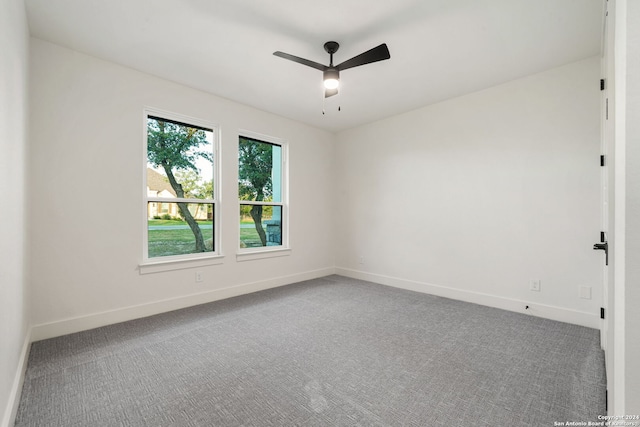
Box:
xmin=240 ymin=227 xmax=263 ymax=248
xmin=148 ymin=226 xmax=213 ymax=258
xmin=148 ymin=219 xmax=269 ymax=256
xmin=240 ymin=217 xmax=273 ymax=248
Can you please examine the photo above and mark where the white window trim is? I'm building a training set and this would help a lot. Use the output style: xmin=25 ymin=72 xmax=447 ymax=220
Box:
xmin=237 ymin=129 xmax=290 ymax=257
xmin=139 ymin=254 xmax=225 ymax=275
xmin=140 ymin=107 xmax=222 ymax=272
xmin=236 ymin=248 xmax=292 ymax=262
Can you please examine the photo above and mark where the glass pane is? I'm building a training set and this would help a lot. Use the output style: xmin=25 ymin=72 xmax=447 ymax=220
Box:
xmin=148 ymin=203 xmax=214 ymax=258
xmin=238 ymin=137 xmax=281 ymax=203
xmin=240 ymin=205 xmax=282 ymax=248
xmin=147 ymin=116 xmax=214 ymax=199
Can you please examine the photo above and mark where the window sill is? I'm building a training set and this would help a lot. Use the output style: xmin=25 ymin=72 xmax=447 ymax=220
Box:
xmin=236 ymin=248 xmax=291 ymax=262
xmin=139 ymin=254 xmax=224 ymax=274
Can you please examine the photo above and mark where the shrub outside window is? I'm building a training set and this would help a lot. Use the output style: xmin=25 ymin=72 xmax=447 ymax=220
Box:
xmin=144 ymin=111 xmax=219 ymax=261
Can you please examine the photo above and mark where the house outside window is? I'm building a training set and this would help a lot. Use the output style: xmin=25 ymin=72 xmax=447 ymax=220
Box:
xmin=144 ymin=110 xmax=219 ymax=261
xmin=238 ymin=133 xmax=287 ymax=251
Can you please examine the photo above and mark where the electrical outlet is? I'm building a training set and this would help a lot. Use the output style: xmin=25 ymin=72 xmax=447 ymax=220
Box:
xmin=359 ymin=256 xmax=365 ymax=265
xmin=195 ymin=271 xmax=203 ymax=283
xmin=580 ymin=286 xmax=592 ymax=299
xmin=529 ymin=279 xmax=541 ymax=292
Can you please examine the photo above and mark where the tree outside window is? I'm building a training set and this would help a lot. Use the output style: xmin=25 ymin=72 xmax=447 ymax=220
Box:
xmin=145 ymin=114 xmax=217 ymax=259
xmin=238 ymin=136 xmax=284 ymax=249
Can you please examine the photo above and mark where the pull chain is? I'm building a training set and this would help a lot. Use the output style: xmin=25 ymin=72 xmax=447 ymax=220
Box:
xmin=321 ymin=88 xmax=341 ymax=115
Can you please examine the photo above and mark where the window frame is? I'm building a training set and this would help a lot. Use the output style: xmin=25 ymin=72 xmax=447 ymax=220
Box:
xmin=237 ymin=130 xmax=289 ymax=259
xmin=141 ymin=108 xmax=222 ymax=270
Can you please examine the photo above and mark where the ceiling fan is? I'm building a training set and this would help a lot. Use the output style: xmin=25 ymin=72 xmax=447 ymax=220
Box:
xmin=273 ymin=41 xmax=390 ymax=98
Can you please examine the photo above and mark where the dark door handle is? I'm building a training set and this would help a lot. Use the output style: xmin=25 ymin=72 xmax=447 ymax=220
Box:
xmin=593 ymin=242 xmax=608 ymax=266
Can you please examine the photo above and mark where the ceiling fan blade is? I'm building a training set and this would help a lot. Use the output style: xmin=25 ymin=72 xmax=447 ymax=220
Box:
xmin=336 ymin=43 xmax=390 ymax=71
xmin=273 ymin=51 xmax=327 ymax=71
xmin=325 ymin=87 xmax=339 ymax=98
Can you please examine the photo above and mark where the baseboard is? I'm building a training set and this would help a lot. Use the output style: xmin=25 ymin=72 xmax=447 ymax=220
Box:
xmin=335 ymin=268 xmax=600 ymax=329
xmin=31 ymin=267 xmax=336 ymax=342
xmin=28 ymin=265 xmax=598 ymax=341
xmin=1 ymin=328 xmax=31 ymax=427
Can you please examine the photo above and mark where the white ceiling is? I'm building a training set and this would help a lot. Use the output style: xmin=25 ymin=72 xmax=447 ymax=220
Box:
xmin=25 ymin=0 xmax=604 ymax=133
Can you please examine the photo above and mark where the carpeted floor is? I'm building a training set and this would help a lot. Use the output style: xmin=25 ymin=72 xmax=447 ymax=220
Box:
xmin=15 ymin=275 xmax=606 ymax=426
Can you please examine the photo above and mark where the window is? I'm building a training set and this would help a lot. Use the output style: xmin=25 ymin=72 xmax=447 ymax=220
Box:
xmin=144 ymin=111 xmax=219 ymax=262
xmin=238 ymin=134 xmax=287 ymax=251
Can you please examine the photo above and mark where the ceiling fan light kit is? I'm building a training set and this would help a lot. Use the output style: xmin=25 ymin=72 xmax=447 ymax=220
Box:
xmin=273 ymin=41 xmax=390 ymax=100
xmin=323 ymin=68 xmax=340 ymax=89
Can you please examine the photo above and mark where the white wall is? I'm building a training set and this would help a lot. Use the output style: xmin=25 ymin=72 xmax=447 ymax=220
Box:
xmin=28 ymin=39 xmax=336 ymax=339
xmin=335 ymin=57 xmax=602 ymax=328
xmin=0 ymin=0 xmax=30 ymax=424
xmin=624 ymin=0 xmax=640 ymax=413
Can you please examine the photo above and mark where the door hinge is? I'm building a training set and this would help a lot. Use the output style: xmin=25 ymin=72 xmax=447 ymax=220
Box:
xmin=600 ymin=79 xmax=606 ymax=91
xmin=601 ymin=307 xmax=605 ymax=319
xmin=600 ymin=155 xmax=605 ymax=166
xmin=601 ymin=231 xmax=606 ymax=243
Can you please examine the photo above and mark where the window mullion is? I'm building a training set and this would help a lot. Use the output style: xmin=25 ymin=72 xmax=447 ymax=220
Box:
xmin=239 ymin=201 xmax=281 ymax=206
xmin=148 ymin=197 xmax=214 ymax=204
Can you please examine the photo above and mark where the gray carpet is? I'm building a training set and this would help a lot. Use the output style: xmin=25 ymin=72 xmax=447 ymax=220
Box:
xmin=15 ymin=275 xmax=606 ymax=426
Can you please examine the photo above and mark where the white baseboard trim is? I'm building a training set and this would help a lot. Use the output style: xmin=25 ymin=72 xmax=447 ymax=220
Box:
xmin=1 ymin=328 xmax=31 ymax=427
xmin=31 ymin=267 xmax=336 ymax=342
xmin=28 ymin=265 xmax=598 ymax=340
xmin=335 ymin=268 xmax=600 ymax=329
